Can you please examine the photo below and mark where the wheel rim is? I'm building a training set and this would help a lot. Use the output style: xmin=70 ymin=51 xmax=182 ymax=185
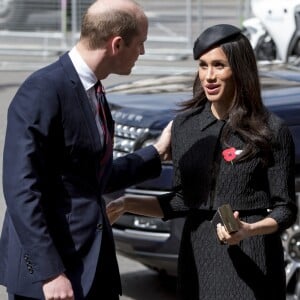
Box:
xmin=283 ymin=193 xmax=300 ymax=298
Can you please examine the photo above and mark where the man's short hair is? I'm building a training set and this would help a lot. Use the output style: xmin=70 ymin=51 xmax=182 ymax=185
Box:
xmin=80 ymin=8 xmax=140 ymax=49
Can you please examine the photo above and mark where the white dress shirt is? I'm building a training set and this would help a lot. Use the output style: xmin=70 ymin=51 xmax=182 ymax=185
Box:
xmin=68 ymin=47 xmax=104 ymax=143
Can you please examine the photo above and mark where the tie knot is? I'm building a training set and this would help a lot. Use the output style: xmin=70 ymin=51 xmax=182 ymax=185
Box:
xmin=95 ymin=81 xmax=105 ymax=95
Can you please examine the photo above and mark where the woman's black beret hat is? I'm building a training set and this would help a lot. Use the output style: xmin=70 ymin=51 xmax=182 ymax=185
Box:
xmin=193 ymin=24 xmax=242 ymax=60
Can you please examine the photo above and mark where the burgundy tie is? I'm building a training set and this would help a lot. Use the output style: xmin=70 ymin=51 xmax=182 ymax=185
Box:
xmin=95 ymin=81 xmax=108 ymax=141
xmin=94 ymin=81 xmax=113 ymax=178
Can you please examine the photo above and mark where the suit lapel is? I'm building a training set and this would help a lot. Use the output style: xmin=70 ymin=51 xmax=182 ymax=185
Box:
xmin=59 ymin=53 xmax=104 ymax=151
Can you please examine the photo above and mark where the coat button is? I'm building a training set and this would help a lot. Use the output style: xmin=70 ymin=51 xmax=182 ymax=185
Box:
xmin=96 ymin=223 xmax=103 ymax=230
xmin=27 ymin=265 xmax=34 ymax=273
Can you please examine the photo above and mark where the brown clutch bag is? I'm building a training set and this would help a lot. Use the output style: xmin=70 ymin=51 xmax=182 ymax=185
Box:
xmin=211 ymin=204 xmax=239 ymax=234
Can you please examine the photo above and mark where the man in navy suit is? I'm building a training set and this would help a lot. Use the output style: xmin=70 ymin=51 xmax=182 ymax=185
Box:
xmin=0 ymin=0 xmax=172 ymax=299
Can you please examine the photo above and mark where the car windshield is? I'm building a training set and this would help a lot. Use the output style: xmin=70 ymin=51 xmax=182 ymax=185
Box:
xmin=259 ymin=64 xmax=300 ymax=90
xmin=107 ymin=64 xmax=300 ymax=95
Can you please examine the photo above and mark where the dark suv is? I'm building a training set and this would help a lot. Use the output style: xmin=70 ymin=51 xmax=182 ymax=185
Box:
xmin=105 ymin=64 xmax=300 ymax=298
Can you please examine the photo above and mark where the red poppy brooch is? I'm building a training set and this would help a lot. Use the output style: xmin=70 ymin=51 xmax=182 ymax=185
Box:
xmin=222 ymin=147 xmax=243 ymax=164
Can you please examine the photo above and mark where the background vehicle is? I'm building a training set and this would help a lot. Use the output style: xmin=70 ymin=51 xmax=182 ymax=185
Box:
xmin=242 ymin=0 xmax=300 ymax=62
xmin=0 ymin=0 xmax=92 ymax=30
xmin=105 ymin=64 xmax=300 ymax=298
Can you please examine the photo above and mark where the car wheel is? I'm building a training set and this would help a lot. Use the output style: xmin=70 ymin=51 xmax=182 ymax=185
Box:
xmin=0 ymin=0 xmax=27 ymax=29
xmin=283 ymin=223 xmax=300 ymax=299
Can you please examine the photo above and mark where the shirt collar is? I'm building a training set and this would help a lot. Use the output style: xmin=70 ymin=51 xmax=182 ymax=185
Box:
xmin=68 ymin=46 xmax=98 ymax=91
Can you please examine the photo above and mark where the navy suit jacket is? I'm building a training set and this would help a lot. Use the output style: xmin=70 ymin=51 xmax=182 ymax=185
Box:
xmin=0 ymin=53 xmax=162 ymax=299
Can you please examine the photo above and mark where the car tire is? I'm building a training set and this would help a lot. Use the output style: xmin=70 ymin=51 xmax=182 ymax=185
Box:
xmin=0 ymin=0 xmax=27 ymax=30
xmin=282 ymin=187 xmax=300 ymax=299
xmin=283 ymin=224 xmax=300 ymax=298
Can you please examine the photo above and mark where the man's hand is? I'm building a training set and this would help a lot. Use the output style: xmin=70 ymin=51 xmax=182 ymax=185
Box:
xmin=153 ymin=120 xmax=173 ymax=161
xmin=43 ymin=273 xmax=74 ymax=300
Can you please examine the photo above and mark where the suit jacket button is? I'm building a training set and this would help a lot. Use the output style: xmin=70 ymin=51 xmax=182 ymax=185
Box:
xmin=97 ymin=223 xmax=103 ymax=230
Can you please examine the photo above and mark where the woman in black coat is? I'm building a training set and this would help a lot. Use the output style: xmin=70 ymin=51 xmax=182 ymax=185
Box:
xmin=107 ymin=24 xmax=297 ymax=300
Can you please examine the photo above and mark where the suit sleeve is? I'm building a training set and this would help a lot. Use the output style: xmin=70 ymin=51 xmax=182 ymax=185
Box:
xmin=3 ymin=77 xmax=65 ymax=283
xmin=105 ymin=145 xmax=162 ymax=192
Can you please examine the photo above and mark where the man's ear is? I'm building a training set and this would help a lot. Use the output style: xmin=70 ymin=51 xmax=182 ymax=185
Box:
xmin=111 ymin=36 xmax=123 ymax=55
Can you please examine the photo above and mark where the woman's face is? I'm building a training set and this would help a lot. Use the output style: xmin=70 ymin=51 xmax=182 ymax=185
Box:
xmin=198 ymin=47 xmax=235 ymax=110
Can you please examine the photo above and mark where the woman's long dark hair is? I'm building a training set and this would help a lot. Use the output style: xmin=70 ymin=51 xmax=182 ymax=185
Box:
xmin=180 ymin=33 xmax=272 ymax=164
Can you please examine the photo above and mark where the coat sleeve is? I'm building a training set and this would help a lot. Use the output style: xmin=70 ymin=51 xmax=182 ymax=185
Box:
xmin=157 ymin=117 xmax=190 ymax=220
xmin=3 ymin=76 xmax=65 ymax=283
xmin=267 ymin=120 xmax=298 ymax=232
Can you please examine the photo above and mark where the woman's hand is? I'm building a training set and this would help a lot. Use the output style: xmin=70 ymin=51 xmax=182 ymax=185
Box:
xmin=106 ymin=194 xmax=163 ymax=225
xmin=216 ymin=211 xmax=251 ymax=245
xmin=106 ymin=197 xmax=126 ymax=225
xmin=216 ymin=211 xmax=278 ymax=245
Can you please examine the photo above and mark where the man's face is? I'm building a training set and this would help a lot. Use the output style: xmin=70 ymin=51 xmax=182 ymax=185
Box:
xmin=115 ymin=18 xmax=148 ymax=75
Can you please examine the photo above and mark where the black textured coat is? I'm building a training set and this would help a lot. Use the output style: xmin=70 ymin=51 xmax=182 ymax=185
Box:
xmin=159 ymin=102 xmax=297 ymax=300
